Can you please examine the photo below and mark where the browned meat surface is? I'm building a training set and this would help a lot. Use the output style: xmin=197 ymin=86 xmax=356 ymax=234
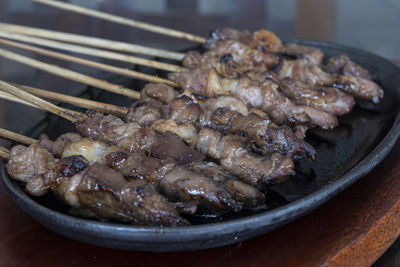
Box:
xmin=139 ymin=83 xmax=178 ymax=105
xmin=6 ymin=140 xmax=188 ymax=225
xmin=61 ymin=138 xmax=123 ymax=165
xmin=46 ymin=155 xmax=89 ymax=206
xmin=206 ymin=28 xmax=283 ymax=53
xmin=170 ymin=68 xmax=338 ymax=129
xmin=198 ymin=104 xmax=314 ymax=159
xmin=6 ymin=143 xmax=55 ymax=196
xmin=151 ymin=119 xmax=295 ymax=186
xmin=129 ymin=84 xmax=314 ymax=160
xmin=203 ymin=95 xmax=249 ymax=116
xmin=162 ymin=166 xmax=240 ymax=212
xmin=249 ymin=29 xmax=283 ymax=52
xmin=74 ymin=111 xmax=155 ymax=152
xmin=204 ymin=27 xmax=382 ymax=103
xmin=213 ymin=40 xmax=281 ymax=72
xmin=279 ymin=78 xmax=355 ymax=116
xmin=106 ymin=151 xmax=176 ymax=186
xmin=277 ymin=43 xmax=324 ymax=65
xmin=183 ymin=50 xmax=243 ymax=79
xmin=39 ymin=133 xmax=82 ymax=158
xmin=121 ymin=179 xmax=189 ymax=226
xmin=325 ymin=54 xmax=372 ymax=79
xmin=169 ymin=96 xmax=201 ymax=124
xmin=196 ymin=128 xmax=293 ymax=186
xmin=184 ymin=40 xmax=281 ymax=77
xmin=74 ymin=111 xmax=203 ymax=165
xmin=205 ymin=27 xmax=253 ymax=50
xmin=150 ymin=133 xmax=205 ymax=165
xmin=106 ymin=150 xmax=244 ymax=213
xmin=132 ymin=90 xmax=296 ymax=183
xmin=191 ymin=162 xmax=265 ymax=207
xmin=227 ymin=111 xmax=316 ymax=159
xmin=169 ymin=68 xmax=211 ymax=96
xmin=331 ymin=75 xmax=383 ymax=103
xmin=46 ymin=157 xmax=187 ymax=226
xmin=125 ymin=105 xmax=161 ymax=127
xmin=279 ymin=59 xmax=383 ymax=102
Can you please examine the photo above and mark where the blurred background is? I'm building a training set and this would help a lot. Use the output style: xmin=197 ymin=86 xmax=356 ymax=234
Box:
xmin=0 ymin=0 xmax=399 ymax=136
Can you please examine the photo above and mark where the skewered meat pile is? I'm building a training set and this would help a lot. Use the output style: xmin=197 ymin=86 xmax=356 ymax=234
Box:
xmin=4 ymin=27 xmax=383 ymax=226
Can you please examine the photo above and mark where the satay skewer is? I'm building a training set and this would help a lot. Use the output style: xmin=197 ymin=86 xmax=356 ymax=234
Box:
xmin=33 ymin=0 xmax=206 ymax=43
xmin=0 ymin=80 xmax=86 ymax=122
xmin=0 ymin=31 xmax=185 ymax=72
xmin=0 ymin=128 xmax=36 ymax=145
xmin=0 ymin=23 xmax=185 ymax=61
xmin=0 ymin=91 xmax=46 ymax=111
xmin=0 ymin=37 xmax=180 ymax=87
xmin=0 ymin=47 xmax=143 ymax=99
xmin=0 ymin=80 xmax=128 ymax=122
xmin=0 ymin=146 xmax=10 ymax=159
xmin=9 ymin=82 xmax=128 ymax=116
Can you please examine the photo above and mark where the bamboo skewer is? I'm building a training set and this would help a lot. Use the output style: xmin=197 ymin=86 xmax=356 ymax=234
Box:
xmin=0 ymin=37 xmax=179 ymax=88
xmin=0 ymin=128 xmax=36 ymax=145
xmin=0 ymin=31 xmax=185 ymax=72
xmin=0 ymin=80 xmax=87 ymax=122
xmin=0 ymin=81 xmax=127 ymax=116
xmin=12 ymin=82 xmax=128 ymax=117
xmin=0 ymin=91 xmax=46 ymax=111
xmin=0 ymin=146 xmax=10 ymax=159
xmin=3 ymin=82 xmax=127 ymax=117
xmin=0 ymin=47 xmax=142 ymax=99
xmin=33 ymin=0 xmax=206 ymax=44
xmin=0 ymin=23 xmax=185 ymax=60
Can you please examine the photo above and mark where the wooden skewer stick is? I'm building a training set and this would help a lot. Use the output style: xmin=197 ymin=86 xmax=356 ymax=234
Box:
xmin=0 ymin=31 xmax=185 ymax=72
xmin=2 ymin=82 xmax=128 ymax=117
xmin=0 ymin=37 xmax=179 ymax=89
xmin=33 ymin=0 xmax=206 ymax=44
xmin=11 ymin=82 xmax=128 ymax=117
xmin=0 ymin=128 xmax=36 ymax=145
xmin=0 ymin=146 xmax=10 ymax=159
xmin=0 ymin=23 xmax=185 ymax=61
xmin=0 ymin=82 xmax=127 ymax=116
xmin=0 ymin=47 xmax=142 ymax=99
xmin=0 ymin=91 xmax=46 ymax=111
xmin=0 ymin=80 xmax=87 ymax=122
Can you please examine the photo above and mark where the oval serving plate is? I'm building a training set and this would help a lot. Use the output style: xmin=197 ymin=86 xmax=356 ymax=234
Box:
xmin=2 ymin=40 xmax=400 ymax=251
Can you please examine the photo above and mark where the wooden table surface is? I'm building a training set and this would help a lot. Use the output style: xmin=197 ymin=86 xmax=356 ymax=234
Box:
xmin=0 ymin=133 xmax=399 ymax=267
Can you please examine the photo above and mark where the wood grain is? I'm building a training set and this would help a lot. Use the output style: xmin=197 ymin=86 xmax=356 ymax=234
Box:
xmin=0 ymin=136 xmax=399 ymax=266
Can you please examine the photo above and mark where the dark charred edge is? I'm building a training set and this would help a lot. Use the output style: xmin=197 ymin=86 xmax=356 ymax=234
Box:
xmin=191 ymin=93 xmax=210 ymax=101
xmin=219 ymin=53 xmax=233 ymax=64
xmin=59 ymin=155 xmax=89 ymax=177
xmin=176 ymin=94 xmax=194 ymax=102
xmin=277 ymin=51 xmax=304 ymax=60
xmin=270 ymin=54 xmax=284 ymax=74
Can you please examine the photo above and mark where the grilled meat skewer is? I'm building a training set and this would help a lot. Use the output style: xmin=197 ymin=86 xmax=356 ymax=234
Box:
xmin=183 ymin=49 xmax=355 ymax=117
xmin=6 ymin=141 xmax=188 ymax=226
xmin=278 ymin=59 xmax=383 ymax=103
xmin=197 ymin=27 xmax=382 ymax=103
xmin=324 ymin=54 xmax=372 ymax=80
xmin=76 ymin=109 xmax=294 ymax=187
xmin=170 ymin=68 xmax=338 ymax=129
xmin=127 ymin=83 xmax=315 ymax=158
xmin=40 ymin=133 xmax=265 ymax=212
xmin=123 ymin=85 xmax=296 ymax=186
xmin=73 ymin=110 xmax=204 ymax=165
